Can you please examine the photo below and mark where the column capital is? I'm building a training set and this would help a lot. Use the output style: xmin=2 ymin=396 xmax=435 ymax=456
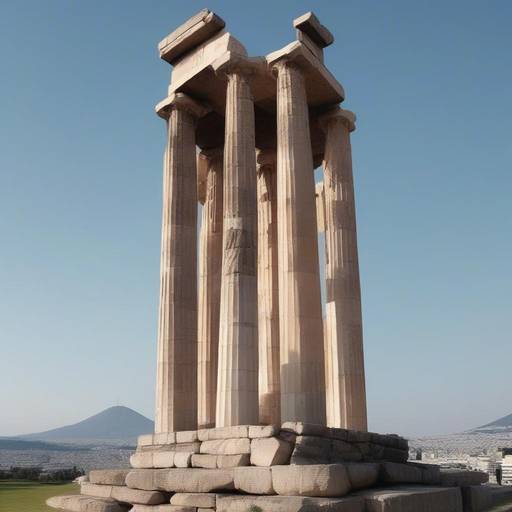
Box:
xmin=256 ymin=148 xmax=276 ymax=173
xmin=211 ymin=51 xmax=266 ymax=80
xmin=319 ymin=107 xmax=356 ymax=133
xmin=155 ymin=92 xmax=210 ymax=120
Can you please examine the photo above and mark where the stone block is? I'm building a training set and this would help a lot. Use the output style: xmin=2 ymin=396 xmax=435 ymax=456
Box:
xmin=127 ymin=468 xmax=235 ymax=493
xmin=171 ymin=493 xmax=216 ymax=508
xmin=248 ymin=425 xmax=279 ymax=438
xmin=272 ymin=464 xmax=351 ymax=497
xmin=281 ymin=422 xmax=330 ymax=437
xmin=173 ymin=442 xmax=201 ymax=453
xmin=331 ymin=440 xmax=362 ymax=463
xmin=152 ymin=451 xmax=175 ymax=468
xmin=81 ymin=482 xmax=111 ymax=499
xmin=216 ymin=454 xmax=250 ymax=468
xmin=46 ymin=495 xmax=128 ymax=512
xmin=131 ymin=452 xmax=154 ymax=469
xmin=89 ymin=469 xmax=130 ymax=486
xmin=345 ymin=463 xmax=380 ymax=490
xmin=153 ymin=433 xmax=171 ymax=445
xmin=381 ymin=447 xmax=408 ymax=463
xmin=408 ymin=462 xmax=441 ymax=485
xmin=291 ymin=435 xmax=331 ymax=464
xmin=461 ymin=485 xmax=492 ymax=512
xmin=293 ymin=11 xmax=334 ymax=48
xmin=173 ymin=452 xmax=193 ymax=468
xmin=251 ymin=437 xmax=293 ymax=466
xmin=330 ymin=428 xmax=349 ymax=441
xmin=439 ymin=469 xmax=489 ymax=487
xmin=200 ymin=438 xmax=251 ymax=455
xmin=138 ymin=434 xmax=154 ymax=447
xmin=192 ymin=454 xmax=217 ymax=469
xmin=346 ymin=430 xmax=371 ymax=443
xmin=159 ymin=9 xmax=226 ymax=64
xmin=234 ymin=466 xmax=275 ymax=495
xmin=131 ymin=506 xmax=194 ymax=512
xmin=356 ymin=485 xmax=463 ymax=512
xmin=216 ymin=494 xmax=364 ymax=512
xmin=176 ymin=430 xmax=198 ymax=443
xmin=379 ymin=462 xmax=423 ymax=484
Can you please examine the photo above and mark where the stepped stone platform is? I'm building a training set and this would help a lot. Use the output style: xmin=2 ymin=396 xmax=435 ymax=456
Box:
xmin=46 ymin=424 xmax=495 ymax=512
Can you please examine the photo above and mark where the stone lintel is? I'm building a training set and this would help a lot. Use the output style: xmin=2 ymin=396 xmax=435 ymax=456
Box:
xmin=266 ymin=41 xmax=345 ymax=106
xmin=155 ymin=92 xmax=210 ymax=120
xmin=319 ymin=107 xmax=356 ymax=132
xmin=159 ymin=9 xmax=226 ymax=64
xmin=293 ymin=11 xmax=334 ymax=48
xmin=212 ymin=51 xmax=267 ymax=79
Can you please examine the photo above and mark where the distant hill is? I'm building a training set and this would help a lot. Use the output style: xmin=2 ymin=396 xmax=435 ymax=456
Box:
xmin=19 ymin=406 xmax=154 ymax=445
xmin=472 ymin=413 xmax=512 ymax=434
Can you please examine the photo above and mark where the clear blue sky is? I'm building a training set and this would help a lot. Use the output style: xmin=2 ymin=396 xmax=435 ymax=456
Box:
xmin=1 ymin=0 xmax=510 ymax=438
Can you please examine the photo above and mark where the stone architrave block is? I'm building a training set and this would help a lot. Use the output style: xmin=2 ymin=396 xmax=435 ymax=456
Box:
xmin=200 ymin=438 xmax=251 ymax=455
xmin=272 ymin=464 xmax=352 ymax=497
xmin=439 ymin=469 xmax=489 ymax=487
xmin=46 ymin=495 xmax=127 ymax=512
xmin=171 ymin=493 xmax=217 ymax=508
xmin=176 ymin=430 xmax=199 ymax=443
xmin=345 ymin=463 xmax=380 ymax=490
xmin=127 ymin=468 xmax=235 ymax=493
xmin=356 ymin=485 xmax=463 ymax=512
xmin=250 ymin=437 xmax=293 ymax=466
xmin=248 ymin=425 xmax=279 ymax=438
xmin=216 ymin=494 xmax=364 ymax=512
xmin=173 ymin=452 xmax=193 ymax=468
xmin=290 ymin=435 xmax=331 ymax=464
xmin=234 ymin=466 xmax=275 ymax=495
xmin=379 ymin=462 xmax=424 ymax=484
xmin=88 ymin=469 xmax=130 ymax=486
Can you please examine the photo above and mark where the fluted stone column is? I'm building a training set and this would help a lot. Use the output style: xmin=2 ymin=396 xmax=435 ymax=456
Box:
xmin=320 ymin=108 xmax=367 ymax=431
xmin=154 ymin=93 xmax=208 ymax=433
xmin=197 ymin=148 xmax=224 ymax=429
xmin=256 ymin=149 xmax=280 ymax=425
xmin=213 ymin=54 xmax=259 ymax=426
xmin=271 ymin=58 xmax=326 ymax=424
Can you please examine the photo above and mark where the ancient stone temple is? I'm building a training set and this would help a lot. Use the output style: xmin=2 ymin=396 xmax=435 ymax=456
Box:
xmin=47 ymin=10 xmax=492 ymax=512
xmin=153 ymin=8 xmax=367 ymax=434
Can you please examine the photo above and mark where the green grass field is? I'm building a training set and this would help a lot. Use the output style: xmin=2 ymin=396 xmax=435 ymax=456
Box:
xmin=0 ymin=480 xmax=79 ymax=512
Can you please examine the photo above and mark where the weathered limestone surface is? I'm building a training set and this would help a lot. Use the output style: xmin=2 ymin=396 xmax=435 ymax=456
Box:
xmin=345 ymin=463 xmax=380 ymax=490
xmin=321 ymin=108 xmax=367 ymax=432
xmin=46 ymin=495 xmax=128 ymax=512
xmin=250 ymin=437 xmax=293 ymax=466
xmin=155 ymin=93 xmax=208 ymax=433
xmin=197 ymin=149 xmax=224 ymax=429
xmin=81 ymin=483 xmax=167 ymax=505
xmin=439 ymin=469 xmax=489 ymax=487
xmin=270 ymin=55 xmax=326 ymax=426
xmin=214 ymin=53 xmax=259 ymax=427
xmin=171 ymin=493 xmax=216 ymax=508
xmin=126 ymin=468 xmax=235 ymax=493
xmin=355 ymin=485 xmax=463 ymax=512
xmin=200 ymin=438 xmax=251 ymax=455
xmin=216 ymin=494 xmax=364 ymax=512
xmin=234 ymin=466 xmax=275 ymax=495
xmin=272 ymin=464 xmax=351 ymax=497
xmin=460 ymin=485 xmax=492 ymax=512
xmin=256 ymin=148 xmax=281 ymax=426
xmin=88 ymin=469 xmax=130 ymax=486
